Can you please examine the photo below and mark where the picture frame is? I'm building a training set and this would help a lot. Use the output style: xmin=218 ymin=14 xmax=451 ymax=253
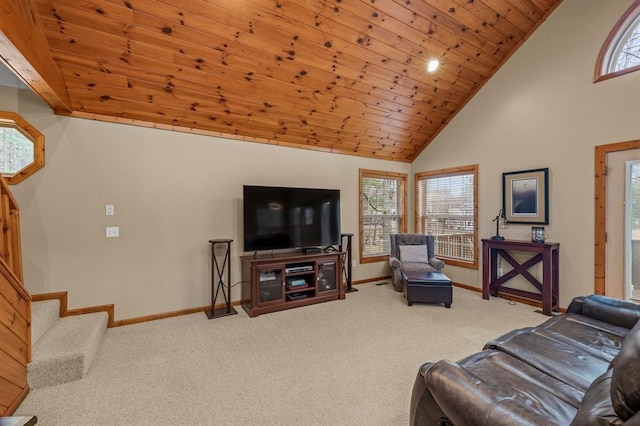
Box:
xmin=502 ymin=168 xmax=549 ymax=224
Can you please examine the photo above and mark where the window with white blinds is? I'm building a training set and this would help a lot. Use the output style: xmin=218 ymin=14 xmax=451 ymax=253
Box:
xmin=359 ymin=169 xmax=407 ymax=263
xmin=415 ymin=165 xmax=478 ymax=269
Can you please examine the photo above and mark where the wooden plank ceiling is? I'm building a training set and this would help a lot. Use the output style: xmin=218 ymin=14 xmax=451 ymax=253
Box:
xmin=32 ymin=0 xmax=562 ymax=162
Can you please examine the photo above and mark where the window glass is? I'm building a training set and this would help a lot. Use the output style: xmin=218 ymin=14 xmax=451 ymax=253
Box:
xmin=611 ymin=17 xmax=640 ymax=72
xmin=415 ymin=165 xmax=478 ymax=269
xmin=359 ymin=169 xmax=407 ymax=263
xmin=0 ymin=126 xmax=35 ymax=174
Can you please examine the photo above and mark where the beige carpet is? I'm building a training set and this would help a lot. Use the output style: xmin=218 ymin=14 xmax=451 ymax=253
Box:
xmin=16 ymin=283 xmax=547 ymax=425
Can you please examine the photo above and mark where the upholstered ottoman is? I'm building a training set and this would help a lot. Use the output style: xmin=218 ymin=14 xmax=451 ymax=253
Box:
xmin=402 ymin=271 xmax=452 ymax=308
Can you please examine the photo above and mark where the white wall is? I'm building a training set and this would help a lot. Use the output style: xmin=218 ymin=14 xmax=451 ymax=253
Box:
xmin=1 ymin=86 xmax=409 ymax=320
xmin=412 ymin=0 xmax=640 ymax=307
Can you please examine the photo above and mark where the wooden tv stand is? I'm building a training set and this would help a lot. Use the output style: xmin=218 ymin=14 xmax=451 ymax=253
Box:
xmin=241 ymin=251 xmax=345 ymax=317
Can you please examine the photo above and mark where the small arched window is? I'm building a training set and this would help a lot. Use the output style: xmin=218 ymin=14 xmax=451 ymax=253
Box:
xmin=596 ymin=0 xmax=640 ymax=82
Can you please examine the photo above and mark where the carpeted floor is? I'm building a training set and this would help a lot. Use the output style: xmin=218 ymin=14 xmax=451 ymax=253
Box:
xmin=16 ymin=283 xmax=547 ymax=425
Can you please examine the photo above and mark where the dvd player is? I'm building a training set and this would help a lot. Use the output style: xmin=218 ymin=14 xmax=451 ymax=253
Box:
xmin=285 ymin=265 xmax=314 ymax=273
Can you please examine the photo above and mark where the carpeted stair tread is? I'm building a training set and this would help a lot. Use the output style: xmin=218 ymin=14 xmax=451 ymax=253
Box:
xmin=28 ymin=312 xmax=108 ymax=389
xmin=31 ymin=300 xmax=60 ymax=345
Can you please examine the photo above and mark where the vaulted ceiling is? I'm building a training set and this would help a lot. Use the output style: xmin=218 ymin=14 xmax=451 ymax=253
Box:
xmin=18 ymin=0 xmax=562 ymax=161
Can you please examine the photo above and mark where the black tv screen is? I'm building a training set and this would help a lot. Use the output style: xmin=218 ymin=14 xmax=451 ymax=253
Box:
xmin=243 ymin=185 xmax=341 ymax=252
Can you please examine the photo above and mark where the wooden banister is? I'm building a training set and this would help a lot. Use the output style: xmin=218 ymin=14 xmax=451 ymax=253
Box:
xmin=0 ymin=173 xmax=30 ymax=415
xmin=0 ymin=175 xmax=22 ymax=281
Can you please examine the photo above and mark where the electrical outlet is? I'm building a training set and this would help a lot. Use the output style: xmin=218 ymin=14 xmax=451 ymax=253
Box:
xmin=105 ymin=204 xmax=115 ymax=216
xmin=106 ymin=226 xmax=119 ymax=237
xmin=352 ymin=260 xmax=356 ymax=267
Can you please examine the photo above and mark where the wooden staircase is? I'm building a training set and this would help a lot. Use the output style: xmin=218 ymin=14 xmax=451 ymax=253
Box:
xmin=0 ymin=174 xmax=30 ymax=415
xmin=0 ymin=172 xmax=116 ymax=412
xmin=28 ymin=299 xmax=108 ymax=389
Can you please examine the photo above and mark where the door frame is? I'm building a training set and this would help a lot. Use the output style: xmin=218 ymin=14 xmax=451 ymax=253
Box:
xmin=595 ymin=139 xmax=640 ymax=295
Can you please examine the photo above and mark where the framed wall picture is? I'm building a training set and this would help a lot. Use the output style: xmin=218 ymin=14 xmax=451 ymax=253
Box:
xmin=502 ymin=168 xmax=549 ymax=224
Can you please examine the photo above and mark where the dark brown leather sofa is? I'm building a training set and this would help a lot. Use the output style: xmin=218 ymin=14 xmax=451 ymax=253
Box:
xmin=410 ymin=295 xmax=640 ymax=425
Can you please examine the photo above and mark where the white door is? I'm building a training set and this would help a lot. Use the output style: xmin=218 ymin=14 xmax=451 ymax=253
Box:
xmin=625 ymin=161 xmax=640 ymax=301
xmin=606 ymin=150 xmax=640 ymax=300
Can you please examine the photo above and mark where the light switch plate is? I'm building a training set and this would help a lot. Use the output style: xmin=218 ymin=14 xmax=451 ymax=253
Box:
xmin=106 ymin=226 xmax=119 ymax=237
xmin=105 ymin=205 xmax=115 ymax=216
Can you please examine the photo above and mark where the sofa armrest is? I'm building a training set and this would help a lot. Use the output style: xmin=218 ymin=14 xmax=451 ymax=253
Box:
xmin=424 ymin=360 xmax=554 ymax=426
xmin=566 ymin=296 xmax=586 ymax=315
xmin=428 ymin=257 xmax=445 ymax=271
xmin=389 ymin=256 xmax=401 ymax=269
xmin=567 ymin=295 xmax=640 ymax=330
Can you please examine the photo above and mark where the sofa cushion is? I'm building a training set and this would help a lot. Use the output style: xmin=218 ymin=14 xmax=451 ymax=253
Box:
xmin=485 ymin=327 xmax=611 ymax=392
xmin=571 ymin=369 xmax=623 ymax=425
xmin=611 ymin=321 xmax=640 ymax=420
xmin=533 ymin=313 xmax=629 ymax=361
xmin=399 ymin=245 xmax=428 ymax=263
xmin=424 ymin=351 xmax=579 ymax=425
xmin=461 ymin=350 xmax=584 ymax=410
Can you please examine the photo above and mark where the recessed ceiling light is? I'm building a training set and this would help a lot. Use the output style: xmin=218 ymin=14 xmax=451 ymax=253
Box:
xmin=427 ymin=59 xmax=440 ymax=73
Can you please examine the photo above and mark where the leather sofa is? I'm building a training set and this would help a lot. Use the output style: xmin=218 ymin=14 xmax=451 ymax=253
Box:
xmin=410 ymin=295 xmax=640 ymax=425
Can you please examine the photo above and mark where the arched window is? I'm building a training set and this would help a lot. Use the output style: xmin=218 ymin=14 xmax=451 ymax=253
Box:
xmin=596 ymin=0 xmax=640 ymax=82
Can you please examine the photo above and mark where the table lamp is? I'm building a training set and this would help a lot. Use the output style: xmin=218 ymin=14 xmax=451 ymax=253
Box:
xmin=491 ymin=209 xmax=506 ymax=240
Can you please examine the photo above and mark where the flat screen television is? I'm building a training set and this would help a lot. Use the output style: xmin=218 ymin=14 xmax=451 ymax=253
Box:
xmin=243 ymin=185 xmax=341 ymax=252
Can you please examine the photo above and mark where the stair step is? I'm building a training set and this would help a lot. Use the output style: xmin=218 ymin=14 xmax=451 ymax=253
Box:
xmin=31 ymin=300 xmax=60 ymax=345
xmin=27 ymin=312 xmax=108 ymax=389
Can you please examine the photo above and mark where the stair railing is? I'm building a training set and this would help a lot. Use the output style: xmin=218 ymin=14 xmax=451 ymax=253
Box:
xmin=0 ymin=174 xmax=23 ymax=281
xmin=0 ymin=173 xmax=31 ymax=415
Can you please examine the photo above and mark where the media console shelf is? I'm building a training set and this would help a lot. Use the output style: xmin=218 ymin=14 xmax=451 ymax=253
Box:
xmin=241 ymin=251 xmax=345 ymax=317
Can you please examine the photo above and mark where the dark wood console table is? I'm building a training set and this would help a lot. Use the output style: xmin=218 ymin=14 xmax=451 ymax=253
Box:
xmin=482 ymin=239 xmax=559 ymax=315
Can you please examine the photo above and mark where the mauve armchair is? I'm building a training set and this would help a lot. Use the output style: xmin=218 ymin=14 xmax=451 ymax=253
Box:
xmin=388 ymin=233 xmax=445 ymax=292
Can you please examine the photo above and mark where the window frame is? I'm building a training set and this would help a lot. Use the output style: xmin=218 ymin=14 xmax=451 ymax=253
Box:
xmin=359 ymin=169 xmax=408 ymax=264
xmin=0 ymin=111 xmax=44 ymax=184
xmin=414 ymin=164 xmax=478 ymax=269
xmin=595 ymin=0 xmax=640 ymax=82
